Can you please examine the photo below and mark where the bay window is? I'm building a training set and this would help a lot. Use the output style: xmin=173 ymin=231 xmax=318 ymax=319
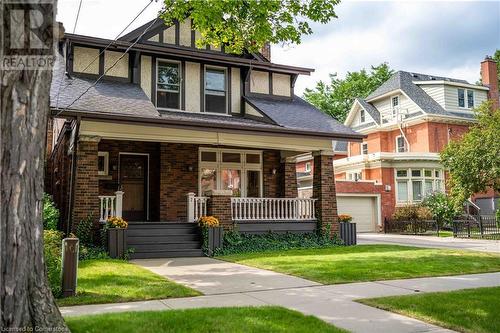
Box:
xmin=395 ymin=168 xmax=444 ymax=203
xmin=199 ymin=148 xmax=262 ymax=197
xmin=157 ymin=60 xmax=181 ymax=110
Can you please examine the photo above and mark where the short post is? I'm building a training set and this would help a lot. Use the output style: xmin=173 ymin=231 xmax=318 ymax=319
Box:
xmin=61 ymin=238 xmax=79 ymax=297
xmin=187 ymin=192 xmax=195 ymax=223
xmin=115 ymin=190 xmax=124 ymax=218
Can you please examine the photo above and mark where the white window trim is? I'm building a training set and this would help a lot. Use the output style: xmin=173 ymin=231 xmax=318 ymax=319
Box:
xmin=394 ymin=168 xmax=444 ymax=204
xmin=361 ymin=143 xmax=368 ymax=155
xmin=457 ymin=88 xmax=475 ymax=109
xmin=156 ymin=59 xmax=183 ymax=112
xmin=198 ymin=148 xmax=263 ymax=197
xmin=395 ymin=135 xmax=408 ymax=153
xmin=360 ymin=109 xmax=366 ymax=123
xmin=98 ymin=151 xmax=109 ymax=176
xmin=305 ymin=162 xmax=311 ymax=172
xmin=347 ymin=170 xmax=362 ymax=181
xmin=204 ymin=65 xmax=228 ymax=115
xmin=392 ymin=95 xmax=399 ymax=108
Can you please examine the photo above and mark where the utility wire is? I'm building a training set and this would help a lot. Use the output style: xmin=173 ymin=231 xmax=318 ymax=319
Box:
xmin=54 ymin=17 xmax=159 ymax=117
xmin=72 ymin=0 xmax=83 ymax=34
xmin=55 ymin=0 xmax=155 ymax=109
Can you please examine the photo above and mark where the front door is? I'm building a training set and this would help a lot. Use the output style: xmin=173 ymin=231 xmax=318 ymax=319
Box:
xmin=120 ymin=154 xmax=148 ymax=221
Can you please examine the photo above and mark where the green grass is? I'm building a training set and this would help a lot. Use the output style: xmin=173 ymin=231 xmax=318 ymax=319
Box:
xmin=65 ymin=306 xmax=347 ymax=333
xmin=57 ymin=259 xmax=200 ymax=306
xmin=218 ymin=245 xmax=500 ymax=284
xmin=359 ymin=287 xmax=500 ymax=333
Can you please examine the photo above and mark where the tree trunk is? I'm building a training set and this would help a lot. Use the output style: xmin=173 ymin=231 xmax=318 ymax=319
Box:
xmin=1 ymin=2 xmax=69 ymax=331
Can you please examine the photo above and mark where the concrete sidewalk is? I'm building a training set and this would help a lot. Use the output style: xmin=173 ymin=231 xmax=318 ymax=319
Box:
xmin=60 ymin=256 xmax=500 ymax=333
xmin=358 ymin=233 xmax=500 ymax=253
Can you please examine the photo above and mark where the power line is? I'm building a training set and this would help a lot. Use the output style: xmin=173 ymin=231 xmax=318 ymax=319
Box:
xmin=54 ymin=17 xmax=159 ymax=117
xmin=55 ymin=0 xmax=155 ymax=109
xmin=72 ymin=0 xmax=83 ymax=34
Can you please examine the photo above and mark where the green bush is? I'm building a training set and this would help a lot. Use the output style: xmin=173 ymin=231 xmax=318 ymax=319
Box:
xmin=422 ymin=192 xmax=459 ymax=227
xmin=216 ymin=229 xmax=341 ymax=256
xmin=392 ymin=204 xmax=433 ymax=221
xmin=43 ymin=193 xmax=59 ymax=230
xmin=79 ymin=244 xmax=109 ymax=261
xmin=44 ymin=229 xmax=63 ymax=297
xmin=75 ymin=214 xmax=94 ymax=246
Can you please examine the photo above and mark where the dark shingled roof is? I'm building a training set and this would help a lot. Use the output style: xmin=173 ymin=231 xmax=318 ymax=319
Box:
xmin=244 ymin=95 xmax=361 ymax=137
xmin=50 ymin=60 xmax=363 ymax=140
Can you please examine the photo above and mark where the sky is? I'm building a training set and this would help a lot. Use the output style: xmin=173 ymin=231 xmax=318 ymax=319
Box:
xmin=57 ymin=0 xmax=500 ymax=94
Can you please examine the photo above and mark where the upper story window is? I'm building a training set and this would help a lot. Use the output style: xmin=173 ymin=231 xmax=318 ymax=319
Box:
xmin=396 ymin=135 xmax=407 ymax=153
xmin=360 ymin=109 xmax=366 ymax=123
xmin=458 ymin=88 xmax=465 ymax=107
xmin=392 ymin=96 xmax=399 ymax=108
xmin=157 ymin=60 xmax=181 ymax=110
xmin=205 ymin=67 xmax=227 ymax=114
xmin=467 ymin=90 xmax=474 ymax=108
xmin=305 ymin=162 xmax=311 ymax=172
xmin=361 ymin=143 xmax=368 ymax=155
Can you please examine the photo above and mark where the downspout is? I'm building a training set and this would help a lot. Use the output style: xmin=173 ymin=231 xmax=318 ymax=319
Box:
xmin=66 ymin=116 xmax=81 ymax=235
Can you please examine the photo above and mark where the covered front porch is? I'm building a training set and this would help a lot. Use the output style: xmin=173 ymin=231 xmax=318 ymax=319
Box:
xmin=71 ymin=119 xmax=338 ymax=234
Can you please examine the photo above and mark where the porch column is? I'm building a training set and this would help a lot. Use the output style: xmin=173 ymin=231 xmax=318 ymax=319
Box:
xmin=282 ymin=156 xmax=298 ymax=198
xmin=312 ymin=150 xmax=338 ymax=235
xmin=206 ymin=190 xmax=233 ymax=230
xmin=72 ymin=135 xmax=101 ymax=231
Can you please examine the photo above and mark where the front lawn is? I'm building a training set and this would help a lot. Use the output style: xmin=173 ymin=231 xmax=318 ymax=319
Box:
xmin=359 ymin=287 xmax=500 ymax=333
xmin=218 ymin=244 xmax=500 ymax=284
xmin=57 ymin=259 xmax=200 ymax=306
xmin=66 ymin=306 xmax=347 ymax=333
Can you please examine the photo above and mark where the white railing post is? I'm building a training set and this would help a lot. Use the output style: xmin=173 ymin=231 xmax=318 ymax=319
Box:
xmin=187 ymin=192 xmax=195 ymax=223
xmin=230 ymin=198 xmax=318 ymax=222
xmin=115 ymin=191 xmax=124 ymax=218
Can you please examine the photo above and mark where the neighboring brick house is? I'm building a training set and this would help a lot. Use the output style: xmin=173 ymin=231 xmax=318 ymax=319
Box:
xmin=45 ymin=18 xmax=363 ymax=258
xmin=297 ymin=57 xmax=499 ymax=232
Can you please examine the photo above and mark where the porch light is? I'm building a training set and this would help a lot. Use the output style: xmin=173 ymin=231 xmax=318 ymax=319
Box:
xmin=187 ymin=165 xmax=194 ymax=172
xmin=271 ymin=168 xmax=277 ymax=175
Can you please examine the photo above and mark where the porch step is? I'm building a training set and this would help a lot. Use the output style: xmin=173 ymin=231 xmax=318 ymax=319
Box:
xmin=126 ymin=222 xmax=203 ymax=259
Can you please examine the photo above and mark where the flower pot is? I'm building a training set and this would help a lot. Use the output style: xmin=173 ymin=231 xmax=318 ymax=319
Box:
xmin=203 ymin=226 xmax=224 ymax=256
xmin=107 ymin=228 xmax=127 ymax=259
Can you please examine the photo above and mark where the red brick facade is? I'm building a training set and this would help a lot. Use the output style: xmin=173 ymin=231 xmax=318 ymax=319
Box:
xmin=313 ymin=152 xmax=338 ymax=234
xmin=207 ymin=194 xmax=233 ymax=230
xmin=283 ymin=159 xmax=298 ymax=198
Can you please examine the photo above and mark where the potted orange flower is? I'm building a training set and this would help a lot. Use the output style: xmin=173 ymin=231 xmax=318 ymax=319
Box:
xmin=198 ymin=216 xmax=223 ymax=256
xmin=106 ymin=216 xmax=128 ymax=259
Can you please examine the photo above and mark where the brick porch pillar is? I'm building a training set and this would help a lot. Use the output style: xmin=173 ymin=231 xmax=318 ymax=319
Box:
xmin=282 ymin=156 xmax=298 ymax=198
xmin=72 ymin=135 xmax=100 ymax=231
xmin=312 ymin=150 xmax=338 ymax=235
xmin=206 ymin=190 xmax=233 ymax=230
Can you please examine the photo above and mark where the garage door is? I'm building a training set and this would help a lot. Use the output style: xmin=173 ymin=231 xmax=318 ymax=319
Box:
xmin=337 ymin=196 xmax=377 ymax=232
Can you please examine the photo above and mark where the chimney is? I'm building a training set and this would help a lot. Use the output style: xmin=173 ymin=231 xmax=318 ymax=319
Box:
xmin=481 ymin=56 xmax=499 ymax=109
xmin=260 ymin=43 xmax=271 ymax=62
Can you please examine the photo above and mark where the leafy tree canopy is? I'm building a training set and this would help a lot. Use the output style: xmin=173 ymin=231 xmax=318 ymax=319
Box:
xmin=161 ymin=0 xmax=340 ymax=54
xmin=441 ymin=102 xmax=500 ymax=208
xmin=303 ymin=63 xmax=394 ymax=122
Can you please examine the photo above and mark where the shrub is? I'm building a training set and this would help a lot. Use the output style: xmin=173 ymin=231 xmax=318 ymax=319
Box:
xmin=422 ymin=192 xmax=459 ymax=227
xmin=43 ymin=193 xmax=59 ymax=230
xmin=79 ymin=244 xmax=109 ymax=261
xmin=392 ymin=204 xmax=432 ymax=221
xmin=44 ymin=229 xmax=63 ymax=297
xmin=75 ymin=214 xmax=95 ymax=246
xmin=216 ymin=230 xmax=341 ymax=256
xmin=338 ymin=214 xmax=352 ymax=223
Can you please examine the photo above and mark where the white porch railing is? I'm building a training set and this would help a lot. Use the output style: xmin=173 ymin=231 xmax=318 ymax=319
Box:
xmin=231 ymin=198 xmax=317 ymax=221
xmin=99 ymin=191 xmax=124 ymax=223
xmin=187 ymin=192 xmax=208 ymax=223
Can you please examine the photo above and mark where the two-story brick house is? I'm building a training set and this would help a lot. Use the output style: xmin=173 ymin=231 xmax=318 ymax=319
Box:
xmin=45 ymin=18 xmax=363 ymax=258
xmin=297 ymin=57 xmax=499 ymax=232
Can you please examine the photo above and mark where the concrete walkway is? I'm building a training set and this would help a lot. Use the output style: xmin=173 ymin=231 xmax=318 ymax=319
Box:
xmin=60 ymin=257 xmax=500 ymax=333
xmin=358 ymin=233 xmax=500 ymax=253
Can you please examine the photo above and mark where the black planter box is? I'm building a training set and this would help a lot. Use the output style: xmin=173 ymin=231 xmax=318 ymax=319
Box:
xmin=108 ymin=228 xmax=127 ymax=259
xmin=340 ymin=222 xmax=357 ymax=246
xmin=205 ymin=226 xmax=223 ymax=256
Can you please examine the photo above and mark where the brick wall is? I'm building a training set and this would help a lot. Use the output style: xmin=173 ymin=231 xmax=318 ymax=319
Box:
xmin=72 ymin=138 xmax=99 ymax=230
xmin=313 ymin=152 xmax=338 ymax=234
xmin=283 ymin=160 xmax=298 ymax=198
xmin=160 ymin=143 xmax=198 ymax=221
xmin=263 ymin=150 xmax=281 ymax=197
xmin=207 ymin=195 xmax=232 ymax=230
